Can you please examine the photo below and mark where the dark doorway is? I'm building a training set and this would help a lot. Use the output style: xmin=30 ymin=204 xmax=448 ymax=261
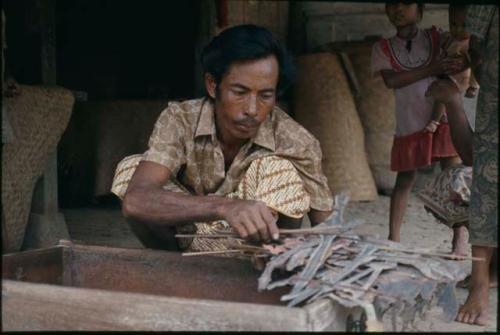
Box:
xmin=56 ymin=0 xmax=198 ymax=100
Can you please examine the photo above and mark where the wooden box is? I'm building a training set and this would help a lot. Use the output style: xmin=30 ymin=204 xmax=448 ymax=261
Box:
xmin=2 ymin=241 xmax=360 ymax=331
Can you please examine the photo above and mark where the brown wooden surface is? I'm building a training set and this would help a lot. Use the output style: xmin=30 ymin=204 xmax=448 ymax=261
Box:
xmin=2 ymin=243 xmax=353 ymax=331
xmin=2 ymin=247 xmax=65 ymax=285
xmin=68 ymin=243 xmax=288 ymax=305
xmin=2 ymin=279 xmax=311 ymax=331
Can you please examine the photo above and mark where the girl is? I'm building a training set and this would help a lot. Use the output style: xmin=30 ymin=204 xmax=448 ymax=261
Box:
xmin=371 ymin=2 xmax=467 ymax=255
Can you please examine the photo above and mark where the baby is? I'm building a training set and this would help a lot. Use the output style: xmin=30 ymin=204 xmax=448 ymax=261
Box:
xmin=425 ymin=5 xmax=479 ymax=133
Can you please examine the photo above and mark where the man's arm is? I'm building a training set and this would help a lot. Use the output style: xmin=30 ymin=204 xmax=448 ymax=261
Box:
xmin=122 ymin=161 xmax=280 ymax=242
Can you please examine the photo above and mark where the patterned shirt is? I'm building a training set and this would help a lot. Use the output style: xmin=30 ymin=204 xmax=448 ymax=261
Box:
xmin=142 ymin=98 xmax=334 ymax=211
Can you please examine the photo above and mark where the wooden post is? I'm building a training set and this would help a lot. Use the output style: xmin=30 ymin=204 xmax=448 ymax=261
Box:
xmin=24 ymin=0 xmax=69 ymax=249
xmin=193 ymin=0 xmax=217 ymax=97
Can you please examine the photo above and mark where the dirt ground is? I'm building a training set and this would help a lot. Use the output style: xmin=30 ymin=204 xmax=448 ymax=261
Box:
xmin=63 ymin=169 xmax=497 ymax=332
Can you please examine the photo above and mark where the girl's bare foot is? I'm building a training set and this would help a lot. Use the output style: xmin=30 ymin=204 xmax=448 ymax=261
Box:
xmin=456 ymin=283 xmax=489 ymax=325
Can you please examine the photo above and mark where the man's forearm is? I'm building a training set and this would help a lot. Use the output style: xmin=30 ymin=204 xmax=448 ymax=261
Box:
xmin=445 ymin=98 xmax=474 ymax=166
xmin=122 ymin=186 xmax=232 ymax=227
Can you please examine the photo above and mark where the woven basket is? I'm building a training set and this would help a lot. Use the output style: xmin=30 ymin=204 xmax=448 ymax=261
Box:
xmin=349 ymin=44 xmax=397 ymax=191
xmin=2 ymin=85 xmax=75 ymax=252
xmin=293 ymin=53 xmax=378 ymax=201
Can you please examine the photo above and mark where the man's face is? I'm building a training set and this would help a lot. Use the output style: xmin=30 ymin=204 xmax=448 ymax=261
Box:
xmin=206 ymin=55 xmax=279 ymax=142
xmin=386 ymin=3 xmax=420 ymax=28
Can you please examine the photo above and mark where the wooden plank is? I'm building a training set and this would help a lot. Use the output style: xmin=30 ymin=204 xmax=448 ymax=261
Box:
xmin=2 ymin=280 xmax=311 ymax=331
xmin=2 ymin=247 xmax=65 ymax=285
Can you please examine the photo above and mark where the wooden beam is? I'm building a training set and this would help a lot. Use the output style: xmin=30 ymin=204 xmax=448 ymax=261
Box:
xmin=2 ymin=279 xmax=313 ymax=331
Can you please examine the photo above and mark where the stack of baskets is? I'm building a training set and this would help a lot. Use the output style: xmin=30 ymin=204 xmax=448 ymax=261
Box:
xmin=2 ymin=85 xmax=74 ymax=252
xmin=293 ymin=52 xmax=378 ymax=201
xmin=348 ymin=42 xmax=397 ymax=192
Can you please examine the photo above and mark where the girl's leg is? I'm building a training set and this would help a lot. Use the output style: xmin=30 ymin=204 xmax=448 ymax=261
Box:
xmin=389 ymin=170 xmax=417 ymax=242
xmin=439 ymin=156 xmax=469 ymax=255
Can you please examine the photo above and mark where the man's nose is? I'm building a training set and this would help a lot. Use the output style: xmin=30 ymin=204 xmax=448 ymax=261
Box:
xmin=245 ymin=94 xmax=258 ymax=117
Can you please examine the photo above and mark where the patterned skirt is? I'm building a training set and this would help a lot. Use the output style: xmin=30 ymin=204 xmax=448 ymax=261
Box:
xmin=416 ymin=165 xmax=472 ymax=228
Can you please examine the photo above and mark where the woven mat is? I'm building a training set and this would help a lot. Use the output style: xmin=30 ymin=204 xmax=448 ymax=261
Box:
xmin=2 ymin=85 xmax=74 ymax=252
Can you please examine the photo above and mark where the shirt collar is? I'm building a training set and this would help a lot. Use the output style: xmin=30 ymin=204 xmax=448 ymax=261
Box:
xmin=194 ymin=98 xmax=276 ymax=152
xmin=194 ymin=98 xmax=216 ymax=139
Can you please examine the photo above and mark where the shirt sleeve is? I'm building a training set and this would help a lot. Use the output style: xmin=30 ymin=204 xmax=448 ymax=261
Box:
xmin=466 ymin=5 xmax=496 ymax=41
xmin=292 ymin=139 xmax=334 ymax=212
xmin=371 ymin=40 xmax=393 ymax=77
xmin=141 ymin=103 xmax=187 ymax=175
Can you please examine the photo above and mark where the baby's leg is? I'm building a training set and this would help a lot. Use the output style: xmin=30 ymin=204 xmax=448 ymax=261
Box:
xmin=425 ymin=101 xmax=446 ymax=133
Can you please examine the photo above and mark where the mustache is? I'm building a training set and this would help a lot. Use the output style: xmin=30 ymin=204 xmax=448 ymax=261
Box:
xmin=235 ymin=118 xmax=259 ymax=127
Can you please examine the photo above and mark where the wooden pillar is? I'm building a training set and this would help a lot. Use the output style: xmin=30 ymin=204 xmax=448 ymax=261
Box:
xmin=193 ymin=0 xmax=217 ymax=97
xmin=23 ymin=0 xmax=69 ymax=249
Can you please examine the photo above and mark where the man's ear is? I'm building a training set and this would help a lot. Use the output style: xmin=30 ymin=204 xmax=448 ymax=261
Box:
xmin=204 ymin=73 xmax=217 ymax=99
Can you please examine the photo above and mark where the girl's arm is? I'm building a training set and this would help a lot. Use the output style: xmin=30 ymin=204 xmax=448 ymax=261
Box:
xmin=380 ymin=56 xmax=466 ymax=89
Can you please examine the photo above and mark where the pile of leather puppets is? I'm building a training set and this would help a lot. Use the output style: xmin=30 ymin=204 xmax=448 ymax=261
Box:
xmin=178 ymin=194 xmax=472 ymax=331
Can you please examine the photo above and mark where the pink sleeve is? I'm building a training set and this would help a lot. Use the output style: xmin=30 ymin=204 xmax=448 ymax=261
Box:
xmin=371 ymin=41 xmax=392 ymax=77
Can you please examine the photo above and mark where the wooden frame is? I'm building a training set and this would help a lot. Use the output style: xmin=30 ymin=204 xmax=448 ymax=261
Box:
xmin=2 ymin=241 xmax=359 ymax=331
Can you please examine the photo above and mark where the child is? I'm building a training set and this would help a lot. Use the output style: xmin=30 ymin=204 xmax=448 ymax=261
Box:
xmin=371 ymin=2 xmax=467 ymax=255
xmin=424 ymin=4 xmax=480 ymax=134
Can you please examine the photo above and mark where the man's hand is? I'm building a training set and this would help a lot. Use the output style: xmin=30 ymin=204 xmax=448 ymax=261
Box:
xmin=425 ymin=79 xmax=462 ymax=105
xmin=220 ymin=199 xmax=279 ymax=242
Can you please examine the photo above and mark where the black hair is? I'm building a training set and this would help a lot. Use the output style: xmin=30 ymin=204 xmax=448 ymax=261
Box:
xmin=200 ymin=24 xmax=295 ymax=96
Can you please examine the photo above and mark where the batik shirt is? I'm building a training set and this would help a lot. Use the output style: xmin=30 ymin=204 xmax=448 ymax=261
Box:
xmin=142 ymin=98 xmax=334 ymax=211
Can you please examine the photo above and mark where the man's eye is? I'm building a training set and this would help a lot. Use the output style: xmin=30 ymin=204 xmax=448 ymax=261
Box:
xmin=233 ymin=90 xmax=246 ymax=96
xmin=260 ymin=93 xmax=274 ymax=99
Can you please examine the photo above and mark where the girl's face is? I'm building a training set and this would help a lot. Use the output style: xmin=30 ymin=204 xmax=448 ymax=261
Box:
xmin=386 ymin=3 xmax=421 ymax=28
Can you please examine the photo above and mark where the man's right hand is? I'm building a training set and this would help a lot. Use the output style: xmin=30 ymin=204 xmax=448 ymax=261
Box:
xmin=219 ymin=199 xmax=279 ymax=242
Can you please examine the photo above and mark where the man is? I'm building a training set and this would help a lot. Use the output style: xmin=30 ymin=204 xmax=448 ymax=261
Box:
xmin=113 ymin=25 xmax=333 ymax=252
xmin=426 ymin=5 xmax=498 ymax=326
